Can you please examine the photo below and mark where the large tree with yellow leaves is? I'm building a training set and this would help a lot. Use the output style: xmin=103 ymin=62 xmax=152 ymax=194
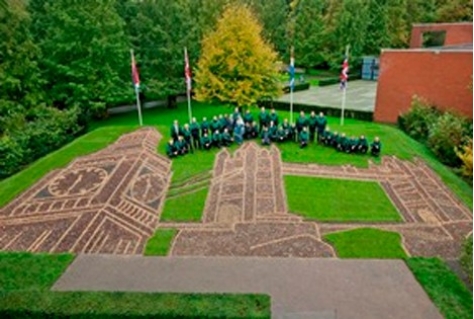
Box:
xmin=194 ymin=4 xmax=281 ymax=107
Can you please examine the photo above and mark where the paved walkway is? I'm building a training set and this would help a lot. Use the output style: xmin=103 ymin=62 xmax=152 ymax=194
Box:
xmin=53 ymin=255 xmax=442 ymax=319
xmin=277 ymin=80 xmax=377 ymax=112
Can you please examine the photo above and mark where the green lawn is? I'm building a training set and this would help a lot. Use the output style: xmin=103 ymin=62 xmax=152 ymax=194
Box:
xmin=284 ymin=176 xmax=401 ymax=222
xmin=0 ymin=252 xmax=271 ymax=318
xmin=144 ymin=229 xmax=178 ymax=256
xmin=323 ymin=228 xmax=407 ymax=259
xmin=161 ymin=187 xmax=209 ymax=222
xmin=406 ymin=257 xmax=473 ymax=319
xmin=0 ymin=252 xmax=74 ymax=291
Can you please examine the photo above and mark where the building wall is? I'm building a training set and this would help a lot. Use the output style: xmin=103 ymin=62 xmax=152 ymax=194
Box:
xmin=374 ymin=50 xmax=473 ymax=123
xmin=410 ymin=23 xmax=473 ymax=48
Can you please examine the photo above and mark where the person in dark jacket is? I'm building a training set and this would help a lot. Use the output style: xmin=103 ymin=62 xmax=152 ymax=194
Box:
xmin=166 ymin=139 xmax=178 ymax=158
xmin=299 ymin=127 xmax=309 ymax=148
xmin=315 ymin=112 xmax=327 ymax=143
xmin=201 ymin=117 xmax=210 ymax=136
xmin=296 ymin=111 xmax=308 ymax=140
xmin=243 ymin=109 xmax=254 ymax=124
xmin=175 ymin=135 xmax=188 ymax=155
xmin=269 ymin=108 xmax=279 ymax=126
xmin=308 ymin=111 xmax=317 ymax=142
xmin=212 ymin=130 xmax=222 ymax=148
xmin=200 ymin=133 xmax=212 ymax=150
xmin=357 ymin=135 xmax=369 ymax=154
xmin=370 ymin=136 xmax=382 ymax=156
xmin=221 ymin=128 xmax=233 ymax=147
xmin=190 ymin=117 xmax=200 ymax=150
xmin=258 ymin=107 xmax=269 ymax=133
xmin=261 ymin=126 xmax=271 ymax=145
xmin=170 ymin=120 xmax=182 ymax=141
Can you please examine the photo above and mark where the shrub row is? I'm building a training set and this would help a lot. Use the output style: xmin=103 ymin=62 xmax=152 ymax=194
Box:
xmin=398 ymin=96 xmax=472 ymax=167
xmin=0 ymin=106 xmax=84 ymax=179
xmin=460 ymin=235 xmax=473 ymax=284
xmin=282 ymin=82 xmax=310 ymax=93
xmin=258 ymin=100 xmax=373 ymax=122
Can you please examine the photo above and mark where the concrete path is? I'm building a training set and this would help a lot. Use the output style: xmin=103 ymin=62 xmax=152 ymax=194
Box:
xmin=53 ymin=255 xmax=442 ymax=319
xmin=277 ymin=80 xmax=377 ymax=112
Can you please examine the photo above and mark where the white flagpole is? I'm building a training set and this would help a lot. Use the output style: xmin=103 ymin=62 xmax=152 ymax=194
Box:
xmin=340 ymin=45 xmax=350 ymax=126
xmin=184 ymin=47 xmax=192 ymax=123
xmin=130 ymin=49 xmax=143 ymax=126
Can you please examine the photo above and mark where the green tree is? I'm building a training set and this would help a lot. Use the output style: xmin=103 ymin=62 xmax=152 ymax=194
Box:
xmin=30 ymin=0 xmax=131 ymax=118
xmin=195 ymin=4 xmax=281 ymax=107
xmin=127 ymin=0 xmax=200 ymax=102
xmin=0 ymin=0 xmax=43 ymax=112
xmin=292 ymin=0 xmax=325 ymax=68
xmin=436 ymin=0 xmax=473 ymax=22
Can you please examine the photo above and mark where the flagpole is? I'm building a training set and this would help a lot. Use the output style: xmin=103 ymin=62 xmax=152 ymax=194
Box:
xmin=340 ymin=45 xmax=350 ymax=126
xmin=184 ymin=47 xmax=192 ymax=123
xmin=130 ymin=49 xmax=143 ymax=126
xmin=290 ymin=46 xmax=294 ymax=125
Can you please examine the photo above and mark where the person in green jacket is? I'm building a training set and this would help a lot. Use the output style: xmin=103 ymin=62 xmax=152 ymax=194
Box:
xmin=357 ymin=135 xmax=369 ymax=154
xmin=243 ymin=109 xmax=254 ymax=124
xmin=175 ymin=135 xmax=189 ymax=155
xmin=346 ymin=136 xmax=357 ymax=153
xmin=299 ymin=127 xmax=309 ymax=148
xmin=210 ymin=116 xmax=220 ymax=133
xmin=166 ymin=139 xmax=178 ymax=158
xmin=212 ymin=130 xmax=222 ymax=148
xmin=248 ymin=121 xmax=259 ymax=139
xmin=281 ymin=118 xmax=291 ymax=140
xmin=182 ymin=124 xmax=193 ymax=153
xmin=269 ymin=108 xmax=279 ymax=126
xmin=332 ymin=131 xmax=339 ymax=149
xmin=315 ymin=112 xmax=327 ymax=143
xmin=221 ymin=128 xmax=233 ymax=147
xmin=201 ymin=117 xmax=210 ymax=136
xmin=268 ymin=121 xmax=278 ymax=141
xmin=336 ymin=133 xmax=347 ymax=152
xmin=321 ymin=127 xmax=332 ymax=146
xmin=190 ymin=117 xmax=201 ymax=150
xmin=308 ymin=111 xmax=318 ymax=142
xmin=261 ymin=126 xmax=271 ymax=145
xmin=296 ymin=111 xmax=308 ymax=140
xmin=258 ymin=106 xmax=269 ymax=132
xmin=200 ymin=132 xmax=212 ymax=150
xmin=276 ymin=126 xmax=286 ymax=142
xmin=370 ymin=136 xmax=382 ymax=157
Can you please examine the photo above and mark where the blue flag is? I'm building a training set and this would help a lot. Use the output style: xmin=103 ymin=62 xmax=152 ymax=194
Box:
xmin=289 ymin=51 xmax=295 ymax=90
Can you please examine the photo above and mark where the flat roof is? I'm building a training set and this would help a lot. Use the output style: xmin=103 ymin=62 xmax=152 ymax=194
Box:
xmin=382 ymin=43 xmax=473 ymax=53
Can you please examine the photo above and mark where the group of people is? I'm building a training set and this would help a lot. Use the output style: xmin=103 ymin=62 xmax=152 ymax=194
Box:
xmin=166 ymin=107 xmax=382 ymax=158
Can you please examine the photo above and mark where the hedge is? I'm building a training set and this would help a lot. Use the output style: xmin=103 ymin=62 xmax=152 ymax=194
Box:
xmin=257 ymin=100 xmax=373 ymax=122
xmin=460 ymin=235 xmax=473 ymax=284
xmin=282 ymin=82 xmax=310 ymax=93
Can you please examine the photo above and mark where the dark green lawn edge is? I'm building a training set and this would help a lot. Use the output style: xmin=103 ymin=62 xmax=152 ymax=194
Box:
xmin=144 ymin=228 xmax=177 ymax=256
xmin=0 ymin=291 xmax=271 ymax=319
xmin=323 ymin=228 xmax=408 ymax=259
xmin=406 ymin=257 xmax=473 ymax=319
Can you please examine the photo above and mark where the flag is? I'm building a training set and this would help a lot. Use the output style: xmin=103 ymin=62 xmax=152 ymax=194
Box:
xmin=131 ymin=50 xmax=140 ymax=89
xmin=289 ymin=48 xmax=295 ymax=89
xmin=340 ymin=55 xmax=349 ymax=90
xmin=184 ymin=47 xmax=192 ymax=92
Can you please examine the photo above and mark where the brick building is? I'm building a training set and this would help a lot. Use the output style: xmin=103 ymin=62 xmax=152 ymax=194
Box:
xmin=374 ymin=22 xmax=473 ymax=123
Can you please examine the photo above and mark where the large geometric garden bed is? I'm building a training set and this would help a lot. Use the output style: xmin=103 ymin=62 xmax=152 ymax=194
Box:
xmin=0 ymin=128 xmax=471 ymax=259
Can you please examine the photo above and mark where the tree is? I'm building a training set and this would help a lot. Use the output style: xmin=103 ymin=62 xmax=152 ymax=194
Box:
xmin=30 ymin=0 xmax=131 ymax=118
xmin=194 ymin=4 xmax=281 ymax=107
xmin=292 ymin=0 xmax=325 ymax=68
xmin=436 ymin=0 xmax=473 ymax=22
xmin=0 ymin=0 xmax=43 ymax=111
xmin=126 ymin=0 xmax=200 ymax=103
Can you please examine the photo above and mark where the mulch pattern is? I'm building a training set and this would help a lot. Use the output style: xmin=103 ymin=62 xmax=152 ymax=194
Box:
xmin=0 ymin=128 xmax=171 ymax=255
xmin=169 ymin=145 xmax=472 ymax=259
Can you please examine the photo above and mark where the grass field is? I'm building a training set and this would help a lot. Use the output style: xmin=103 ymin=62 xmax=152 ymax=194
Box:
xmin=1 ymin=101 xmax=471 ymax=212
xmin=0 ymin=252 xmax=271 ymax=318
xmin=144 ymin=229 xmax=177 ymax=256
xmin=284 ymin=176 xmax=402 ymax=222
xmin=161 ymin=187 xmax=208 ymax=222
xmin=406 ymin=257 xmax=473 ymax=319
xmin=323 ymin=228 xmax=408 ymax=259
xmin=0 ymin=252 xmax=74 ymax=291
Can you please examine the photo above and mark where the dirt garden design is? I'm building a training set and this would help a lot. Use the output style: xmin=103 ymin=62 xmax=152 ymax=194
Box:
xmin=0 ymin=127 xmax=471 ymax=259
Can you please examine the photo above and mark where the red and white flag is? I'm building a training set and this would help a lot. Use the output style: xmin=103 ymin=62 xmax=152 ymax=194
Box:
xmin=131 ymin=50 xmax=140 ymax=89
xmin=184 ymin=47 xmax=192 ymax=92
xmin=340 ymin=55 xmax=349 ymax=90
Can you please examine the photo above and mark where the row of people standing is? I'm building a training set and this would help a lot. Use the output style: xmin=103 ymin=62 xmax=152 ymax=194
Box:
xmin=166 ymin=107 xmax=381 ymax=157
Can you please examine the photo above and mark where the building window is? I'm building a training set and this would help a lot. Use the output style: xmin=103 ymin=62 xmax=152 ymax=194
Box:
xmin=422 ymin=31 xmax=447 ymax=48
